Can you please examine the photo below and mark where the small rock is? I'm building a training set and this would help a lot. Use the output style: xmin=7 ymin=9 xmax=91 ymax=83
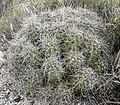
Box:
xmin=30 ymin=100 xmax=35 ymax=105
xmin=0 ymin=99 xmax=5 ymax=105
xmin=0 ymin=51 xmax=4 ymax=66
xmin=13 ymin=95 xmax=21 ymax=102
xmin=0 ymin=51 xmax=4 ymax=57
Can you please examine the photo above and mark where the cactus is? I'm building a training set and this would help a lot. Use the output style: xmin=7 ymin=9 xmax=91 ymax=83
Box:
xmin=7 ymin=7 xmax=111 ymax=104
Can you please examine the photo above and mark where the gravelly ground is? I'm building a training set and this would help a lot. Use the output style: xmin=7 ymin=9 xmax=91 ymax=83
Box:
xmin=0 ymin=35 xmax=31 ymax=105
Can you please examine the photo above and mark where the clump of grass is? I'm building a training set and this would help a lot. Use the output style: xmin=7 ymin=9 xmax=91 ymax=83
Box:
xmin=0 ymin=1 xmax=32 ymax=39
xmin=7 ymin=7 xmax=112 ymax=104
xmin=25 ymin=0 xmax=63 ymax=12
xmin=105 ymin=7 xmax=120 ymax=52
xmin=94 ymin=0 xmax=120 ymax=53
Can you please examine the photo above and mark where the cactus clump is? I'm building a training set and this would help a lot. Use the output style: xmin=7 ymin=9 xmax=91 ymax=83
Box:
xmin=8 ymin=7 xmax=111 ymax=104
